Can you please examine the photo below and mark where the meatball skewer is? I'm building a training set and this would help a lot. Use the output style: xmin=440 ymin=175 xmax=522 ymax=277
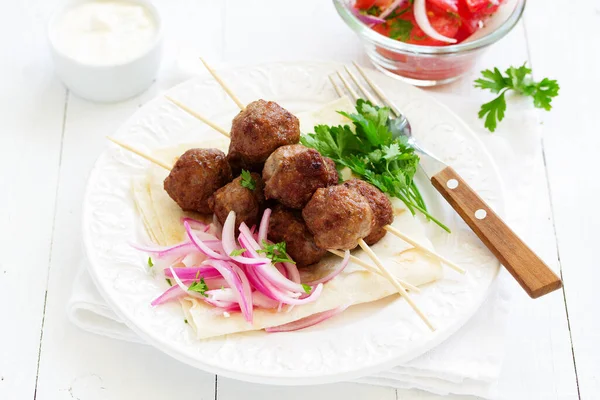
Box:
xmin=107 ymin=138 xmax=424 ymax=301
xmin=303 ymin=183 xmax=435 ymax=331
xmin=166 ymin=59 xmax=465 ymax=274
xmin=107 ymin=137 xmax=261 ymax=229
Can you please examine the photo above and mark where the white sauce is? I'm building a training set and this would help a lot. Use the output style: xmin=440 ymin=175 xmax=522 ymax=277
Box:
xmin=52 ymin=1 xmax=158 ymax=66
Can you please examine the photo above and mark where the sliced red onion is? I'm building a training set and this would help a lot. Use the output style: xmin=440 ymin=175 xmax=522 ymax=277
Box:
xmin=258 ymin=208 xmax=271 ymax=244
xmin=165 ymin=266 xmax=221 ymax=280
xmin=255 ymin=263 xmax=308 ymax=294
xmin=230 ymin=263 xmax=254 ymax=322
xmin=185 ymin=221 xmax=229 ymax=260
xmin=221 ymin=211 xmax=270 ymax=266
xmin=275 ymin=263 xmax=288 ymax=279
xmin=265 ymin=305 xmax=349 ymax=333
xmin=413 ymin=0 xmax=457 ymax=43
xmin=238 ymin=223 xmax=262 ymax=251
xmin=242 ymin=263 xmax=279 ymax=301
xmin=204 ymin=260 xmax=252 ymax=322
xmin=379 ymin=0 xmax=408 ymax=19
xmin=260 ymin=278 xmax=323 ymax=306
xmin=252 ymin=291 xmax=279 ymax=309
xmin=131 ymin=242 xmax=196 ymax=259
xmin=350 ymin=5 xmax=386 ymax=25
xmin=283 ymin=262 xmax=301 ymax=284
xmin=150 ymin=285 xmax=185 ymax=306
xmin=304 ymin=250 xmax=350 ymax=286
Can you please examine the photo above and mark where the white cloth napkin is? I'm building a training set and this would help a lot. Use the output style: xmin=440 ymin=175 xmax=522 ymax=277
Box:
xmin=68 ymin=94 xmax=543 ymax=398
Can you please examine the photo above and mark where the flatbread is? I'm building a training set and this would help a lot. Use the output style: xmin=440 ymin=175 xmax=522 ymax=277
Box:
xmin=182 ymin=198 xmax=441 ymax=339
xmin=131 ymin=97 xmax=443 ymax=339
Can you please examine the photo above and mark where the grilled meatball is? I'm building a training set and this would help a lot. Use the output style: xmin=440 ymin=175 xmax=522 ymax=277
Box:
xmin=208 ymin=173 xmax=265 ymax=230
xmin=263 ymin=144 xmax=338 ymax=209
xmin=228 ymin=100 xmax=300 ymax=171
xmin=302 ymin=185 xmax=375 ymax=250
xmin=164 ymin=148 xmax=232 ymax=213
xmin=342 ymin=179 xmax=393 ymax=245
xmin=268 ymin=205 xmax=327 ymax=267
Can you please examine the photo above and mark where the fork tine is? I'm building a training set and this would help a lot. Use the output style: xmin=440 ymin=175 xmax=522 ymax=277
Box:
xmin=328 ymin=75 xmax=344 ymax=98
xmin=344 ymin=66 xmax=380 ymax=106
xmin=353 ymin=61 xmax=401 ymax=118
xmin=336 ymin=71 xmax=359 ymax=102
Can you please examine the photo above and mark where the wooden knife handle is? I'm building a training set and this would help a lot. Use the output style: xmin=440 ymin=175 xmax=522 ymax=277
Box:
xmin=431 ymin=166 xmax=562 ymax=298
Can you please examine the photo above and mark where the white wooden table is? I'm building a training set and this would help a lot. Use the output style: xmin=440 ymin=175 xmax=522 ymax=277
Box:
xmin=0 ymin=0 xmax=594 ymax=399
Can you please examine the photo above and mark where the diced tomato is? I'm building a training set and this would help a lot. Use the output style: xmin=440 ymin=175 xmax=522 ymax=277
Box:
xmin=354 ymin=0 xmax=393 ymax=10
xmin=368 ymin=0 xmax=504 ymax=47
xmin=464 ymin=0 xmax=501 ymax=15
xmin=427 ymin=0 xmax=458 ymax=13
xmin=354 ymin=0 xmax=376 ymax=10
xmin=379 ymin=3 xmax=460 ymax=46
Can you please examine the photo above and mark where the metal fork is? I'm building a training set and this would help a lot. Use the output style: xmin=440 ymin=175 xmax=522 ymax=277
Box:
xmin=332 ymin=63 xmax=562 ymax=299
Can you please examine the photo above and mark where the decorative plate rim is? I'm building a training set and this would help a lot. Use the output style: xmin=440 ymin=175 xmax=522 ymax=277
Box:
xmin=82 ymin=61 xmax=505 ymax=385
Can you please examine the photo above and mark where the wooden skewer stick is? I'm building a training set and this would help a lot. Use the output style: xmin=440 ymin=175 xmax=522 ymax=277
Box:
xmin=107 ymin=137 xmax=172 ymax=171
xmin=199 ymin=58 xmax=246 ymax=111
xmin=358 ymin=238 xmax=435 ymax=331
xmin=384 ymin=225 xmax=466 ymax=274
xmin=165 ymin=96 xmax=230 ymax=138
xmin=328 ymin=249 xmax=420 ymax=293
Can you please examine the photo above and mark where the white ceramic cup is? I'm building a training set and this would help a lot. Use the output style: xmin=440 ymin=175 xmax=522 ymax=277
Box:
xmin=48 ymin=0 xmax=163 ymax=103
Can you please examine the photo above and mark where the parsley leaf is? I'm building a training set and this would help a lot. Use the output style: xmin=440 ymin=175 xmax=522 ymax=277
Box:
xmin=478 ymin=92 xmax=507 ymax=132
xmin=230 ymin=248 xmax=247 ymax=257
xmin=302 ymin=284 xmax=312 ymax=294
xmin=257 ymin=240 xmax=296 ymax=264
xmin=184 ymin=319 xmax=188 ymax=324
xmin=147 ymin=257 xmax=153 ymax=268
xmin=188 ymin=278 xmax=208 ymax=297
xmin=475 ymin=63 xmax=559 ymax=132
xmin=302 ymin=99 xmax=449 ymax=232
xmin=389 ymin=19 xmax=413 ymax=42
xmin=165 ymin=278 xmax=172 ymax=287
xmin=240 ymin=169 xmax=256 ymax=190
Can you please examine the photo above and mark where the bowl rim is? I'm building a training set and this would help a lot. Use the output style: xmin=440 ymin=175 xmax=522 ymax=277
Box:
xmin=333 ymin=0 xmax=526 ymax=55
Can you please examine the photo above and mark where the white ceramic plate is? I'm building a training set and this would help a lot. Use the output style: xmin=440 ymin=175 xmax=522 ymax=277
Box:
xmin=82 ymin=62 xmax=504 ymax=385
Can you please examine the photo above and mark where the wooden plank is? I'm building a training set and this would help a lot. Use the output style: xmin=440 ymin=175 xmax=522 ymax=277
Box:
xmin=0 ymin=1 xmax=67 ymax=399
xmin=524 ymin=0 xmax=598 ymax=397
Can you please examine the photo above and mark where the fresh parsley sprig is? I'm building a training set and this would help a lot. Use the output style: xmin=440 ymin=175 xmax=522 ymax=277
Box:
xmin=257 ymin=240 xmax=296 ymax=264
xmin=301 ymin=99 xmax=449 ymax=232
xmin=188 ymin=277 xmax=208 ymax=297
xmin=475 ymin=63 xmax=560 ymax=132
xmin=240 ymin=169 xmax=256 ymax=190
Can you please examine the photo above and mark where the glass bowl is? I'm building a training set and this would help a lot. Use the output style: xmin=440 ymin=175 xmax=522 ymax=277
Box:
xmin=333 ymin=0 xmax=526 ymax=86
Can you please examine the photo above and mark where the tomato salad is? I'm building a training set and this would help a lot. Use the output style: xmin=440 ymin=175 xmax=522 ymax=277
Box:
xmin=352 ymin=0 xmax=505 ymax=46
